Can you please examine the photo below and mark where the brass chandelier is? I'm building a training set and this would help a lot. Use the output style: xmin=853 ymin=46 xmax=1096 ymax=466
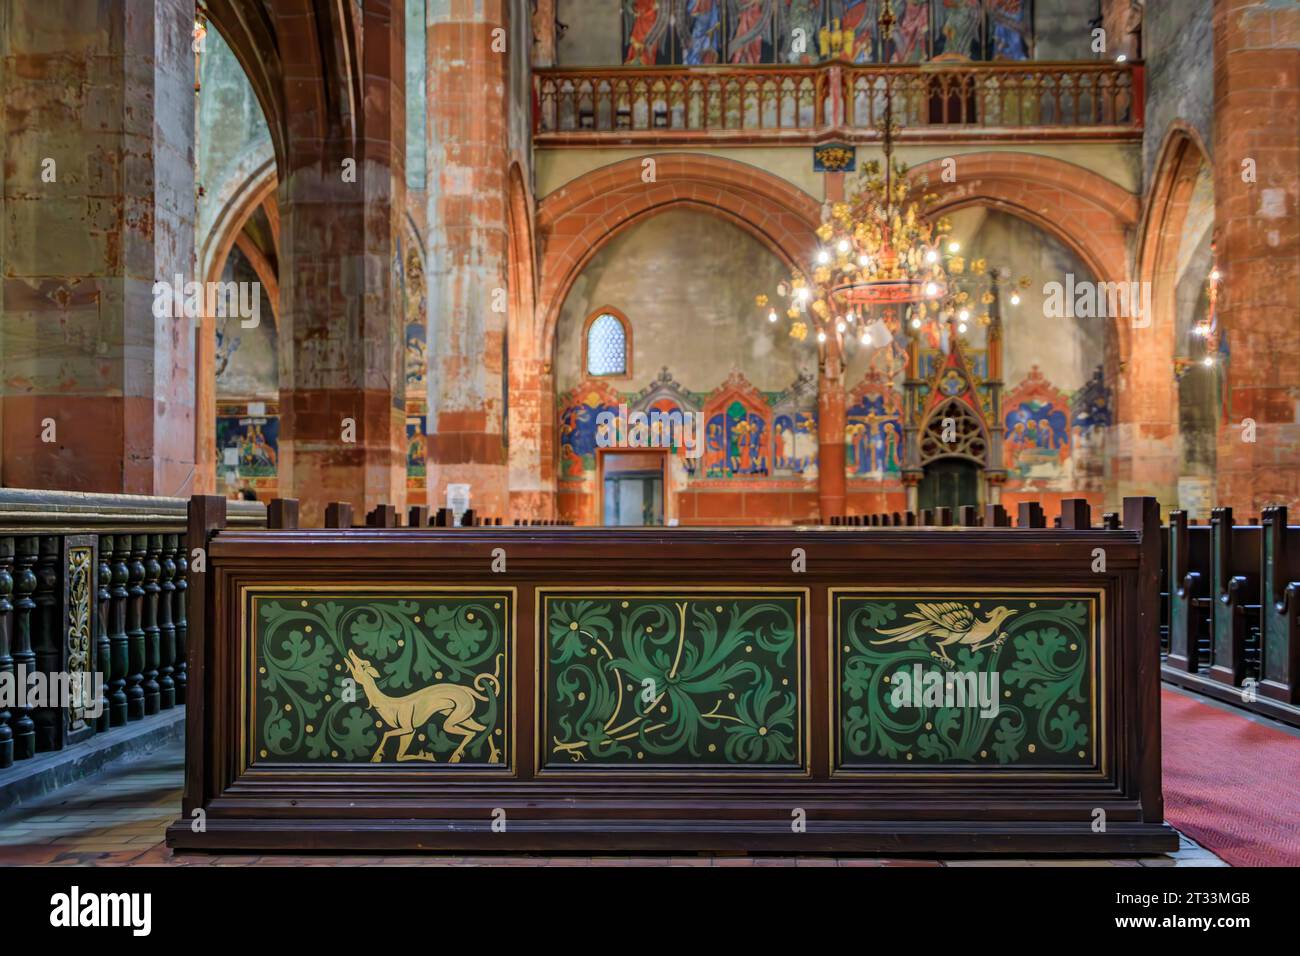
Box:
xmin=757 ymin=2 xmax=1027 ymax=356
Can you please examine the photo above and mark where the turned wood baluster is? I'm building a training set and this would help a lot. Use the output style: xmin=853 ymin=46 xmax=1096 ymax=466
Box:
xmin=96 ymin=536 xmax=112 ymax=733
xmin=108 ymin=535 xmax=129 ymax=726
xmin=32 ymin=537 xmax=60 ymax=752
xmin=125 ymin=534 xmax=146 ymax=721
xmin=0 ymin=538 xmax=14 ymax=768
xmin=12 ymin=537 xmax=38 ymax=759
xmin=158 ymin=535 xmax=177 ymax=710
xmin=142 ymin=534 xmax=162 ymax=715
xmin=173 ymin=537 xmax=189 ymax=706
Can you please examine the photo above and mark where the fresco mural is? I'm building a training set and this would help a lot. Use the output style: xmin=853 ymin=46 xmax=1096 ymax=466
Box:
xmin=216 ymin=401 xmax=280 ymax=499
xmin=403 ymin=240 xmax=428 ymax=494
xmin=774 ymin=412 xmax=818 ymax=474
xmin=702 ymin=373 xmax=772 ymax=477
xmin=987 ymin=0 xmax=1033 ymax=60
xmin=932 ymin=0 xmax=984 ymax=59
xmin=1003 ymin=366 xmax=1071 ymax=478
xmin=406 ymin=415 xmax=427 ymax=483
xmin=617 ymin=0 xmax=1030 ymax=64
xmin=558 ymin=380 xmax=622 ymax=481
xmin=845 ymin=371 xmax=904 ymax=476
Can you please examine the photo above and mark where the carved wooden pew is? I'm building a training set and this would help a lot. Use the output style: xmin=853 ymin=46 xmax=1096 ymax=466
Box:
xmin=1166 ymin=510 xmax=1212 ymax=674
xmin=1260 ymin=506 xmax=1300 ymax=705
xmin=169 ymin=493 xmax=1174 ymax=854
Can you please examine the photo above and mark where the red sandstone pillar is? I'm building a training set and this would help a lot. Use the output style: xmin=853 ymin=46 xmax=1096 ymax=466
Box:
xmin=0 ymin=0 xmax=196 ymax=494
xmin=275 ymin=0 xmax=407 ymax=526
xmin=818 ymin=336 xmax=847 ymax=520
xmin=425 ymin=1 xmax=512 ymax=518
xmin=1213 ymin=0 xmax=1300 ymax=511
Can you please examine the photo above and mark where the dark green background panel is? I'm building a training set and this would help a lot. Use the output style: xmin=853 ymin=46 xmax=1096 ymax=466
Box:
xmin=541 ymin=592 xmax=806 ymax=772
xmin=835 ymin=592 xmax=1100 ymax=771
xmin=250 ymin=592 xmax=511 ymax=767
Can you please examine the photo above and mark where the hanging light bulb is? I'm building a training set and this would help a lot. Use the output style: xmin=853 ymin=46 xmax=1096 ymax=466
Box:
xmin=837 ymin=239 xmax=850 ymax=254
xmin=957 ymin=322 xmax=968 ymax=334
xmin=817 ymin=249 xmax=830 ymax=265
xmin=1009 ymin=292 xmax=1021 ymax=306
xmin=925 ymin=249 xmax=938 ymax=264
xmin=925 ymin=282 xmax=938 ymax=297
xmin=860 ymin=328 xmax=870 ymax=345
xmin=1203 ymin=355 xmax=1215 ymax=367
xmin=836 ymin=320 xmax=846 ymax=333
xmin=858 ymin=254 xmax=870 ymax=267
xmin=817 ymin=329 xmax=827 ymax=343
xmin=796 ymin=287 xmax=810 ymax=303
xmin=958 ymin=309 xmax=970 ymax=322
xmin=911 ymin=317 xmax=922 ymax=329
xmin=846 ymin=310 xmax=856 ymax=324
xmin=1210 ymin=269 xmax=1221 ymax=282
xmin=768 ymin=309 xmax=778 ymax=323
xmin=948 ymin=241 xmax=961 ymax=253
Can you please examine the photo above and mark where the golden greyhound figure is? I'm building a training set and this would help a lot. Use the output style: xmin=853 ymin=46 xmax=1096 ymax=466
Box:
xmin=344 ymin=648 xmax=502 ymax=763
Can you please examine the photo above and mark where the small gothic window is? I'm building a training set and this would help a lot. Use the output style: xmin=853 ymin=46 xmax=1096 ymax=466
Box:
xmin=586 ymin=312 xmax=628 ymax=377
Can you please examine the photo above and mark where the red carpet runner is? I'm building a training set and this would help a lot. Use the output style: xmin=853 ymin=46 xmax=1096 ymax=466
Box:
xmin=1162 ymin=688 xmax=1300 ymax=867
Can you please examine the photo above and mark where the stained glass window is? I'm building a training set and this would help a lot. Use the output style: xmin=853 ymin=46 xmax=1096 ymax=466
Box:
xmin=586 ymin=312 xmax=628 ymax=376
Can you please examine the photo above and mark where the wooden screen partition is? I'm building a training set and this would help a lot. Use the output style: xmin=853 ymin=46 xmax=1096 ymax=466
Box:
xmin=168 ymin=495 xmax=1174 ymax=853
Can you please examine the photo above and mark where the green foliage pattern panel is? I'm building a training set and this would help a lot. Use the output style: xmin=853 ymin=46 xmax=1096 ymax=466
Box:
xmin=836 ymin=594 xmax=1098 ymax=769
xmin=544 ymin=594 xmax=805 ymax=770
xmin=252 ymin=593 xmax=510 ymax=767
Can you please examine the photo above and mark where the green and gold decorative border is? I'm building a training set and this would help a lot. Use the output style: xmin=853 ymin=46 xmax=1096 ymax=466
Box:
xmin=239 ymin=585 xmax=516 ymax=775
xmin=830 ymin=587 xmax=1106 ymax=779
xmin=537 ymin=587 xmax=810 ymax=777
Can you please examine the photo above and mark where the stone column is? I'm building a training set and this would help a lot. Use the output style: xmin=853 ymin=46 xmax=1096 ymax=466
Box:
xmin=1212 ymin=0 xmax=1300 ymax=511
xmin=0 ymin=0 xmax=196 ymax=494
xmin=425 ymin=0 xmax=512 ymax=518
xmin=275 ymin=0 xmax=407 ymax=526
xmin=817 ymin=337 xmax=847 ymax=520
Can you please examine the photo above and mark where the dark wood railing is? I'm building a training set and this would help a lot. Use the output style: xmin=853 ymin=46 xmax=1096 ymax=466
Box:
xmin=0 ymin=490 xmax=265 ymax=772
xmin=533 ymin=61 xmax=1142 ymax=144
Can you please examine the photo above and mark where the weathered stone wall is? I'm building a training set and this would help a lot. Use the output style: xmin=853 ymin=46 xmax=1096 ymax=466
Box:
xmin=1 ymin=0 xmax=197 ymax=494
xmin=1142 ymin=0 xmax=1214 ymax=184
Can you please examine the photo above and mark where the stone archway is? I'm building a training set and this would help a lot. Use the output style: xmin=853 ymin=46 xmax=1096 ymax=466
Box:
xmin=530 ymin=154 xmax=824 ymax=518
xmin=1132 ymin=124 xmax=1214 ymax=507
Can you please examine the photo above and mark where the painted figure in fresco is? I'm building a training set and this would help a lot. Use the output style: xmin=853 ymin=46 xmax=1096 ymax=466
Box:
xmin=781 ymin=0 xmax=823 ymax=63
xmin=889 ymin=0 xmax=929 ymax=62
xmin=729 ymin=0 xmax=774 ymax=64
xmin=405 ymin=324 xmax=427 ymax=388
xmin=406 ymin=421 xmax=427 ymax=475
xmin=934 ymin=0 xmax=981 ymax=60
xmin=681 ymin=0 xmax=724 ymax=64
xmin=987 ymin=0 xmax=1031 ymax=60
xmin=560 ymin=401 xmax=611 ymax=478
xmin=839 ymin=0 xmax=876 ymax=63
xmin=1003 ymin=401 xmax=1069 ymax=473
xmin=625 ymin=0 xmax=670 ymax=65
xmin=704 ymin=416 xmax=728 ymax=476
xmin=240 ymin=421 xmax=278 ymax=475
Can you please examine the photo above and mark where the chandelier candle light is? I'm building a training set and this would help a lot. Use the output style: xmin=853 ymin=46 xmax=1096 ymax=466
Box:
xmin=757 ymin=2 xmax=1028 ymax=358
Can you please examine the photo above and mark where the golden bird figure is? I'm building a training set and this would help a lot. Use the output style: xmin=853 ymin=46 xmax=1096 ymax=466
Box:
xmin=871 ymin=603 xmax=1017 ymax=667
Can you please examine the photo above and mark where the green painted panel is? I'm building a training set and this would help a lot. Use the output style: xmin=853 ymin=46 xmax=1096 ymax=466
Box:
xmin=835 ymin=592 xmax=1099 ymax=771
xmin=541 ymin=592 xmax=806 ymax=772
xmin=250 ymin=591 xmax=511 ymax=767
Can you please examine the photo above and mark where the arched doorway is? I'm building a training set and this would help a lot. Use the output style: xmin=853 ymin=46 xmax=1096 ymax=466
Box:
xmin=918 ymin=457 xmax=983 ymax=512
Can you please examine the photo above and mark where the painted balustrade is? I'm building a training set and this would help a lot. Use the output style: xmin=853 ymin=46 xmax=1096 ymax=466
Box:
xmin=533 ymin=61 xmax=1141 ymax=143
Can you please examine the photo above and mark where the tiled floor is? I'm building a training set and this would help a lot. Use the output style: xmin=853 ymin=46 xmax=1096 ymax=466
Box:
xmin=0 ymin=741 xmax=1227 ymax=867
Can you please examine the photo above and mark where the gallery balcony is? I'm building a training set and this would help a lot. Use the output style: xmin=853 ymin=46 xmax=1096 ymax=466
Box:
xmin=533 ymin=60 xmax=1143 ymax=147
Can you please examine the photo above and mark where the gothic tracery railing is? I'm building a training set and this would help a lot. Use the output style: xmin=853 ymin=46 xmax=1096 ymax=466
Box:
xmin=533 ymin=62 xmax=1141 ymax=143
